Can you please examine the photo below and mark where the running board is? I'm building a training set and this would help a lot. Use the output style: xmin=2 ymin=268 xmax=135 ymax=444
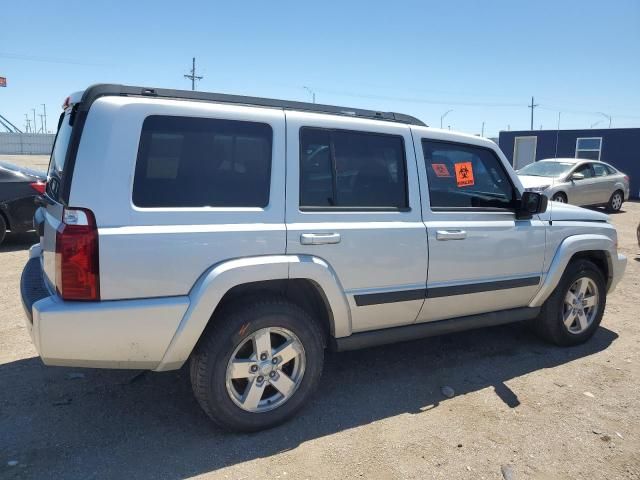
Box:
xmin=331 ymin=307 xmax=540 ymax=352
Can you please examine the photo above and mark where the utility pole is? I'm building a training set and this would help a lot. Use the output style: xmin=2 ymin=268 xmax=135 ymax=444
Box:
xmin=303 ymin=86 xmax=316 ymax=103
xmin=41 ymin=104 xmax=47 ymax=133
xmin=25 ymin=114 xmax=31 ymax=133
xmin=39 ymin=114 xmax=45 ymax=133
xmin=184 ymin=57 xmax=203 ymax=91
xmin=32 ymin=108 xmax=37 ymax=134
xmin=481 ymin=121 xmax=485 ymax=137
xmin=528 ymin=96 xmax=538 ymax=131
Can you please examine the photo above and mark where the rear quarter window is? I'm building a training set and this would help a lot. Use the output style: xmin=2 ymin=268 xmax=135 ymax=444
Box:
xmin=133 ymin=115 xmax=273 ymax=208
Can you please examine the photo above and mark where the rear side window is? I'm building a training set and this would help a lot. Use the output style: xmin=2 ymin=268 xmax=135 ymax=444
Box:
xmin=422 ymin=140 xmax=516 ymax=209
xmin=592 ymin=163 xmax=608 ymax=177
xmin=133 ymin=116 xmax=272 ymax=208
xmin=47 ymin=111 xmax=74 ymax=200
xmin=299 ymin=128 xmax=408 ymax=209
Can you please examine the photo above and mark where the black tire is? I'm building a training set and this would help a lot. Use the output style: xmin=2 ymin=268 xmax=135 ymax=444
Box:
xmin=552 ymin=192 xmax=567 ymax=203
xmin=190 ymin=297 xmax=325 ymax=432
xmin=606 ymin=190 xmax=624 ymax=212
xmin=533 ymin=259 xmax=606 ymax=346
xmin=0 ymin=215 xmax=6 ymax=246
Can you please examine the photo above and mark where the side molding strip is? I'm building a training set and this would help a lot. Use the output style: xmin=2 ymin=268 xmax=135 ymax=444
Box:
xmin=353 ymin=276 xmax=540 ymax=306
xmin=332 ymin=307 xmax=540 ymax=351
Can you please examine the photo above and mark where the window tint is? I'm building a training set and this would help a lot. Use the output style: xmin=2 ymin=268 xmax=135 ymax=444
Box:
xmin=300 ymin=128 xmax=407 ymax=209
xmin=604 ymin=164 xmax=617 ymax=175
xmin=573 ymin=163 xmax=594 ymax=178
xmin=133 ymin=116 xmax=272 ymax=208
xmin=592 ymin=163 xmax=608 ymax=177
xmin=422 ymin=140 xmax=515 ymax=209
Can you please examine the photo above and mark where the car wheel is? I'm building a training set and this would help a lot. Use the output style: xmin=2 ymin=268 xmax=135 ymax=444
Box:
xmin=0 ymin=215 xmax=6 ymax=246
xmin=190 ymin=297 xmax=324 ymax=432
xmin=551 ymin=192 xmax=567 ymax=203
xmin=606 ymin=190 xmax=624 ymax=212
xmin=533 ymin=259 xmax=606 ymax=346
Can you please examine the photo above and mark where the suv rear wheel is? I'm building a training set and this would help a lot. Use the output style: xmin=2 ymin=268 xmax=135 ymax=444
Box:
xmin=190 ymin=297 xmax=324 ymax=432
xmin=533 ymin=259 xmax=606 ymax=346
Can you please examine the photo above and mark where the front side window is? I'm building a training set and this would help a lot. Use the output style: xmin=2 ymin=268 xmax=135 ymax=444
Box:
xmin=133 ymin=116 xmax=272 ymax=208
xmin=422 ymin=140 xmax=516 ymax=209
xmin=299 ymin=128 xmax=408 ymax=209
xmin=573 ymin=163 xmax=594 ymax=178
xmin=575 ymin=137 xmax=602 ymax=161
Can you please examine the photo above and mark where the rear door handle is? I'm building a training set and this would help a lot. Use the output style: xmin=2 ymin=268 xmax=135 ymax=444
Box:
xmin=300 ymin=233 xmax=341 ymax=245
xmin=436 ymin=229 xmax=467 ymax=241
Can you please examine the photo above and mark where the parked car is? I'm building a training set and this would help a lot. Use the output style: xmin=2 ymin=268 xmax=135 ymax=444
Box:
xmin=0 ymin=162 xmax=46 ymax=245
xmin=517 ymin=158 xmax=630 ymax=212
xmin=21 ymin=85 xmax=627 ymax=432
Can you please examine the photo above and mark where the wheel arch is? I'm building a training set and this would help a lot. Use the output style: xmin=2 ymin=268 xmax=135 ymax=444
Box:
xmin=155 ymin=255 xmax=351 ymax=371
xmin=529 ymin=234 xmax=616 ymax=308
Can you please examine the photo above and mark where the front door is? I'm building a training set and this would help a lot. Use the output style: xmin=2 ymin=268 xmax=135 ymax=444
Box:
xmin=414 ymin=134 xmax=546 ymax=322
xmin=285 ymin=111 xmax=428 ymax=333
xmin=568 ymin=163 xmax=597 ymax=205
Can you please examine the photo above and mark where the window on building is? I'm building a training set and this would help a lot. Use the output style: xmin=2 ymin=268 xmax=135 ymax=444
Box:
xmin=422 ymin=140 xmax=516 ymax=209
xmin=575 ymin=137 xmax=602 ymax=161
xmin=133 ymin=116 xmax=272 ymax=208
xmin=299 ymin=128 xmax=408 ymax=209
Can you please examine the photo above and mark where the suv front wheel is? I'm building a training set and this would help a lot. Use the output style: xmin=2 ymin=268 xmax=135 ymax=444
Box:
xmin=190 ymin=297 xmax=324 ymax=432
xmin=533 ymin=259 xmax=606 ymax=346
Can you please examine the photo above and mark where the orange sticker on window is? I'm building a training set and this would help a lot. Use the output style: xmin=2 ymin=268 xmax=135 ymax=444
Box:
xmin=454 ymin=162 xmax=475 ymax=187
xmin=431 ymin=163 xmax=451 ymax=177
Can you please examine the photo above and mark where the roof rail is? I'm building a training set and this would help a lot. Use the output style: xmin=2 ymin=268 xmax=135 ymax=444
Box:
xmin=78 ymin=84 xmax=427 ymax=127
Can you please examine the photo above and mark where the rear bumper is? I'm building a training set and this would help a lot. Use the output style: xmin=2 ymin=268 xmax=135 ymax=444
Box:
xmin=20 ymin=253 xmax=189 ymax=369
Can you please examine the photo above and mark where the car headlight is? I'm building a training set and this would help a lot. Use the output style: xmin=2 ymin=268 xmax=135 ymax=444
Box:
xmin=525 ymin=185 xmax=550 ymax=193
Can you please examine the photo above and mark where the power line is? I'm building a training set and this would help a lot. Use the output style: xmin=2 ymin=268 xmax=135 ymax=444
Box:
xmin=184 ymin=57 xmax=203 ymax=91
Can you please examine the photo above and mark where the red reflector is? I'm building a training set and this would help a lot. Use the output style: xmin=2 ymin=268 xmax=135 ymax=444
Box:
xmin=55 ymin=208 xmax=100 ymax=301
xmin=30 ymin=181 xmax=46 ymax=195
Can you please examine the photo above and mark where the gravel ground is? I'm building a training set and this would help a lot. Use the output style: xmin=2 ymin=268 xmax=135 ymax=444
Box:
xmin=1 ymin=155 xmax=639 ymax=480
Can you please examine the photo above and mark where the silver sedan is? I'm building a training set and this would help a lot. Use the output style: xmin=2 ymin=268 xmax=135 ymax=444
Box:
xmin=517 ymin=158 xmax=630 ymax=212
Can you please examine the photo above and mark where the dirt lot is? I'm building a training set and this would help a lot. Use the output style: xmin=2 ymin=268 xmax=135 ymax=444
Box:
xmin=1 ymin=155 xmax=639 ymax=480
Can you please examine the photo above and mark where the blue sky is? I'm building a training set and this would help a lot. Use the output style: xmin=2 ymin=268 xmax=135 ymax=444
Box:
xmin=1 ymin=0 xmax=639 ymax=137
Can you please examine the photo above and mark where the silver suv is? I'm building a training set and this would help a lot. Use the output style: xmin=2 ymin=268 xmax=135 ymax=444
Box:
xmin=21 ymin=85 xmax=627 ymax=432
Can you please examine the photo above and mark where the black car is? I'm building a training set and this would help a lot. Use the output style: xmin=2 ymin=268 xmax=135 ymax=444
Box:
xmin=0 ymin=162 xmax=46 ymax=245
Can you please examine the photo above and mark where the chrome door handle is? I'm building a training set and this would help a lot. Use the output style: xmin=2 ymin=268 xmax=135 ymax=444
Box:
xmin=436 ymin=229 xmax=467 ymax=241
xmin=300 ymin=233 xmax=341 ymax=245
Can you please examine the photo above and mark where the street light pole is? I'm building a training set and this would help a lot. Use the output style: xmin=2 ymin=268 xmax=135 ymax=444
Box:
xmin=597 ymin=112 xmax=612 ymax=128
xmin=440 ymin=109 xmax=452 ymax=129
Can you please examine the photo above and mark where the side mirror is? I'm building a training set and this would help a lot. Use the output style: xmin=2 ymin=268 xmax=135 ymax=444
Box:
xmin=517 ymin=191 xmax=548 ymax=219
xmin=570 ymin=172 xmax=585 ymax=181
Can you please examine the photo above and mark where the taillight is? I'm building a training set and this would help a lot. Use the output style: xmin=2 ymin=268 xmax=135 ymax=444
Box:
xmin=30 ymin=181 xmax=46 ymax=195
xmin=624 ymin=175 xmax=629 ymax=183
xmin=55 ymin=208 xmax=100 ymax=301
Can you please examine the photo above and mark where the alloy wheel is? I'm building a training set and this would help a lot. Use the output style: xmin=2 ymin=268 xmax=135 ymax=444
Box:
xmin=563 ymin=277 xmax=599 ymax=334
xmin=225 ymin=327 xmax=306 ymax=413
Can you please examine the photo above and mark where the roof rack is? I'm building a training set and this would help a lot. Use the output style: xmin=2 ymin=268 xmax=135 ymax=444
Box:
xmin=78 ymin=84 xmax=427 ymax=127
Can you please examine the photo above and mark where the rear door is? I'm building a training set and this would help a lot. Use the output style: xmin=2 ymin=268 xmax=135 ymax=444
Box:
xmin=413 ymin=132 xmax=546 ymax=322
xmin=591 ymin=162 xmax=615 ymax=203
xmin=285 ymin=112 xmax=428 ymax=333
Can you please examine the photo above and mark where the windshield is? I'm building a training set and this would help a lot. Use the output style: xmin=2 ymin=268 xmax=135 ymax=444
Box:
xmin=46 ymin=111 xmax=73 ymax=199
xmin=518 ymin=161 xmax=574 ymax=177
